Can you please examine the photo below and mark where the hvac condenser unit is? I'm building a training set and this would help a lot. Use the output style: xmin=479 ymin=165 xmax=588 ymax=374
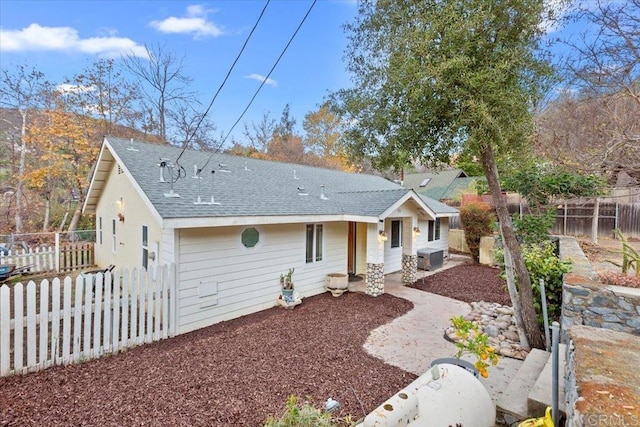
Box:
xmin=417 ymin=248 xmax=444 ymax=271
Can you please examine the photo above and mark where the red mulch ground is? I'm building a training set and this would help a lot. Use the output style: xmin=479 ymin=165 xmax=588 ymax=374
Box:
xmin=0 ymin=292 xmax=415 ymax=427
xmin=409 ymin=262 xmax=511 ymax=306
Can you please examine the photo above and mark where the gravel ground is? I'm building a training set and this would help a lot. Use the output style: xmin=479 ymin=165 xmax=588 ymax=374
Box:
xmin=408 ymin=262 xmax=511 ymax=306
xmin=0 ymin=292 xmax=415 ymax=427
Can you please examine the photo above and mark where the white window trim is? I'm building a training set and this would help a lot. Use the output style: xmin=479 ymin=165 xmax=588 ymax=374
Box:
xmin=390 ymin=219 xmax=402 ymax=249
xmin=305 ymin=223 xmax=325 ymax=264
xmin=142 ymin=225 xmax=149 ymax=269
xmin=112 ymin=219 xmax=117 ymax=253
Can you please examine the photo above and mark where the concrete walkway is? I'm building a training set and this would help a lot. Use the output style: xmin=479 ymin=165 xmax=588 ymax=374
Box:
xmin=350 ymin=255 xmax=523 ymax=404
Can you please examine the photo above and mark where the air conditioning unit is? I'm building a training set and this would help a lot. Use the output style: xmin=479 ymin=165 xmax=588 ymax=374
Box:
xmin=417 ymin=248 xmax=444 ymax=271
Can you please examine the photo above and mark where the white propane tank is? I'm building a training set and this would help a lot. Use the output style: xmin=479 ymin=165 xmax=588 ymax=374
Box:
xmin=361 ymin=363 xmax=495 ymax=427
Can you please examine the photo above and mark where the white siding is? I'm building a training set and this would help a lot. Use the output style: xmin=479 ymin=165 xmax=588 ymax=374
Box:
xmin=176 ymin=222 xmax=348 ymax=334
xmin=416 ymin=217 xmax=450 ymax=256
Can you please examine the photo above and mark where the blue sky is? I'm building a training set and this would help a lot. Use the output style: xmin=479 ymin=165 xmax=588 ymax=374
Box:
xmin=0 ymin=0 xmax=357 ymax=143
xmin=1 ymin=0 xmax=591 ymax=146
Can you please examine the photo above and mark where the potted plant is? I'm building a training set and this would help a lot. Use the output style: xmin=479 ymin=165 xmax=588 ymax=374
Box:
xmin=280 ymin=268 xmax=295 ymax=300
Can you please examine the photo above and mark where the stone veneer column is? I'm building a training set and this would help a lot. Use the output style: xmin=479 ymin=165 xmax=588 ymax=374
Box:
xmin=366 ymin=263 xmax=385 ymax=296
xmin=401 ymin=254 xmax=417 ymax=285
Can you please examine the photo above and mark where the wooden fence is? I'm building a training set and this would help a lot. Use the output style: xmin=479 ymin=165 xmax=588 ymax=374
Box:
xmin=552 ymin=202 xmax=640 ymax=240
xmin=0 ymin=242 xmax=94 ymax=274
xmin=0 ymin=265 xmax=176 ymax=377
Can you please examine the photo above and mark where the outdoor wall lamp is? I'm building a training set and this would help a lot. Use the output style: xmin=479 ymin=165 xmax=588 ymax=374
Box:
xmin=378 ymin=230 xmax=388 ymax=242
xmin=116 ymin=198 xmax=125 ymax=222
xmin=413 ymin=226 xmax=421 ymax=236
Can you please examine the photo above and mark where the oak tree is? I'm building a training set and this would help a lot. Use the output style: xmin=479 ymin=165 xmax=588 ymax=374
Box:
xmin=337 ymin=0 xmax=556 ymax=348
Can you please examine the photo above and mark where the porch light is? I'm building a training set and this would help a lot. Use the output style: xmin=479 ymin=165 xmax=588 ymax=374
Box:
xmin=378 ymin=230 xmax=388 ymax=242
xmin=413 ymin=226 xmax=421 ymax=236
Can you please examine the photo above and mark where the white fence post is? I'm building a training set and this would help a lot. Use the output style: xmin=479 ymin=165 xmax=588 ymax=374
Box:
xmin=55 ymin=233 xmax=60 ymax=273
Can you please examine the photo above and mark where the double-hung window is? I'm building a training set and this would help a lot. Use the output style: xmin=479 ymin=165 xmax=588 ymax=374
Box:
xmin=305 ymin=224 xmax=323 ymax=263
xmin=390 ymin=220 xmax=402 ymax=248
xmin=112 ymin=219 xmax=117 ymax=253
xmin=428 ymin=218 xmax=441 ymax=241
xmin=142 ymin=225 xmax=149 ymax=269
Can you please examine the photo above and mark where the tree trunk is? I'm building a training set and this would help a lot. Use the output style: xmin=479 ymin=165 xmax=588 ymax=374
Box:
xmin=67 ymin=206 xmax=82 ymax=233
xmin=591 ymin=197 xmax=600 ymax=245
xmin=480 ymin=143 xmax=545 ymax=349
xmin=503 ymin=241 xmax=530 ymax=349
xmin=15 ymin=110 xmax=27 ymax=233
xmin=42 ymin=197 xmax=50 ymax=232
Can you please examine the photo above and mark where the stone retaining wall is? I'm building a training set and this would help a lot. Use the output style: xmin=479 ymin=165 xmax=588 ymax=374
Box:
xmin=565 ymin=325 xmax=640 ymax=426
xmin=559 ymin=236 xmax=640 ymax=342
xmin=560 ymin=236 xmax=640 ymax=425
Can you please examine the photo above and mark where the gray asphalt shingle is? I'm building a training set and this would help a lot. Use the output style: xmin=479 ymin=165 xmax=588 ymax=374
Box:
xmin=106 ymin=137 xmax=422 ymax=219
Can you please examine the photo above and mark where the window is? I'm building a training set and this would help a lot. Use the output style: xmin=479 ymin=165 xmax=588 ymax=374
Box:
xmin=98 ymin=217 xmax=103 ymax=245
xmin=112 ymin=219 xmax=117 ymax=253
xmin=419 ymin=178 xmax=431 ymax=187
xmin=241 ymin=227 xmax=259 ymax=248
xmin=428 ymin=219 xmax=441 ymax=242
xmin=142 ymin=225 xmax=149 ymax=269
xmin=391 ymin=220 xmax=402 ymax=248
xmin=305 ymin=224 xmax=323 ymax=263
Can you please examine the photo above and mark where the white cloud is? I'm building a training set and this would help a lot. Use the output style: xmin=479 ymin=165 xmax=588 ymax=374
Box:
xmin=149 ymin=4 xmax=224 ymax=39
xmin=56 ymin=83 xmax=96 ymax=94
xmin=0 ymin=23 xmax=147 ymax=57
xmin=245 ymin=73 xmax=278 ymax=87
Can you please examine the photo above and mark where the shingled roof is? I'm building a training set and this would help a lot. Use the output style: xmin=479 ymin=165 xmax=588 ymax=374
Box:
xmin=84 ymin=137 xmax=458 ymax=224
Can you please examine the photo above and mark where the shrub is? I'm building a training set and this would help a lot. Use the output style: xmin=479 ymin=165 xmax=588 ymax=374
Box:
xmin=264 ymin=395 xmax=335 ymax=427
xmin=460 ymin=202 xmax=494 ymax=262
xmin=450 ymin=316 xmax=499 ymax=378
xmin=512 ymin=210 xmax=556 ymax=245
xmin=494 ymin=241 xmax=572 ymax=326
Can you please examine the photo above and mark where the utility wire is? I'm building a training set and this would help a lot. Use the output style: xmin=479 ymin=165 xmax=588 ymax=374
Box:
xmin=175 ymin=0 xmax=271 ymax=164
xmin=197 ymin=0 xmax=317 ymax=173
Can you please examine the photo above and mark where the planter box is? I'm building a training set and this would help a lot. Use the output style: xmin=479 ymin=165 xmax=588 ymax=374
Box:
xmin=325 ymin=273 xmax=348 ymax=297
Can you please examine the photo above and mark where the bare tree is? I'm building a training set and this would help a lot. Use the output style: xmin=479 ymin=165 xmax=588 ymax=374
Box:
xmin=565 ymin=0 xmax=639 ymax=104
xmin=538 ymin=0 xmax=640 ymax=183
xmin=169 ymin=100 xmax=220 ymax=151
xmin=242 ymin=111 xmax=276 ymax=153
xmin=0 ymin=65 xmax=49 ymax=233
xmin=122 ymin=43 xmax=194 ymax=141
xmin=536 ymin=89 xmax=640 ymax=183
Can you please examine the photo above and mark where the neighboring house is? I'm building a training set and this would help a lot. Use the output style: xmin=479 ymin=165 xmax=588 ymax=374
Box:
xmin=83 ymin=137 xmax=459 ymax=334
xmin=403 ymin=169 xmax=484 ymax=204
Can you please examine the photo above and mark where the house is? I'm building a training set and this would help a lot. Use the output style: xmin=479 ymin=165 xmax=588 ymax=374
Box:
xmin=83 ymin=137 xmax=459 ymax=334
xmin=403 ymin=169 xmax=484 ymax=204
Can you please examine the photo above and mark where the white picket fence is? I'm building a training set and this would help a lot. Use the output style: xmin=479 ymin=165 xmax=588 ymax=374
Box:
xmin=0 ymin=265 xmax=176 ymax=377
xmin=0 ymin=246 xmax=56 ymax=273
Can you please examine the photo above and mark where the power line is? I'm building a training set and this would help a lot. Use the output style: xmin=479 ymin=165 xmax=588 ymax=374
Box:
xmin=197 ymin=0 xmax=317 ymax=174
xmin=175 ymin=0 xmax=271 ymax=164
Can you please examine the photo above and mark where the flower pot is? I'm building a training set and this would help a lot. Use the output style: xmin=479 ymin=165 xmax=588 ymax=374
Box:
xmin=282 ymin=288 xmax=294 ymax=301
xmin=325 ymin=273 xmax=348 ymax=297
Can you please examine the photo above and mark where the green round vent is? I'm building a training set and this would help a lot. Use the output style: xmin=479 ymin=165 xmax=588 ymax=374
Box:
xmin=241 ymin=227 xmax=259 ymax=248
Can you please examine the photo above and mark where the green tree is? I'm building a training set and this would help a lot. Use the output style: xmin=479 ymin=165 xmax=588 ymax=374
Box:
xmin=336 ymin=0 xmax=556 ymax=348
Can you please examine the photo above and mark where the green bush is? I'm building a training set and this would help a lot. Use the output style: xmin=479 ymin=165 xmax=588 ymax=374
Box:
xmin=495 ymin=241 xmax=572 ymax=325
xmin=460 ymin=202 xmax=495 ymax=262
xmin=523 ymin=241 xmax=572 ymax=325
xmin=512 ymin=210 xmax=556 ymax=245
xmin=264 ymin=395 xmax=335 ymax=427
